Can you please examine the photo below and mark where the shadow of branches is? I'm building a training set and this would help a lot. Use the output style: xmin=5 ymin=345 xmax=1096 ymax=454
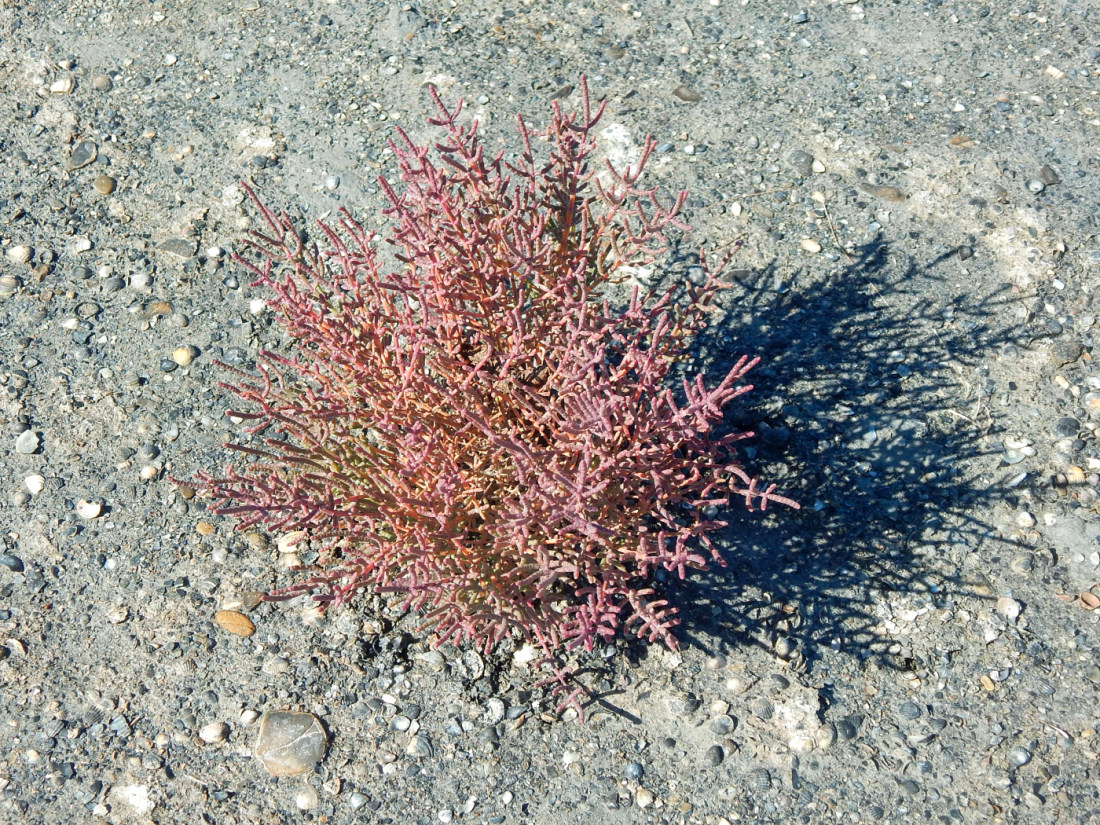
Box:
xmin=659 ymin=234 xmax=1028 ymax=674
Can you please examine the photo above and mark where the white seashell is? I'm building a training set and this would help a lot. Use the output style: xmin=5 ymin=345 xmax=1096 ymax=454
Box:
xmin=199 ymin=721 xmax=230 ymax=743
xmin=6 ymin=244 xmax=32 ymax=263
xmin=49 ymin=77 xmax=74 ymax=94
xmin=789 ymin=734 xmax=816 ymax=753
xmin=1004 ymin=436 xmax=1031 ymax=450
xmin=512 ymin=643 xmax=540 ymax=665
xmin=24 ymin=474 xmax=45 ymax=495
xmin=482 ymin=698 xmax=505 ymax=726
xmin=277 ymin=531 xmax=305 ymax=554
xmin=76 ymin=499 xmax=103 ymax=519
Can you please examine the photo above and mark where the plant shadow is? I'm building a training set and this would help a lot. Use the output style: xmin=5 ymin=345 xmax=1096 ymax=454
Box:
xmin=656 ymin=234 xmax=1028 ymax=675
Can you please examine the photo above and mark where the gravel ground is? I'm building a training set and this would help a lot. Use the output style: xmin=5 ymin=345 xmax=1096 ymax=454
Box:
xmin=2 ymin=1 xmax=1100 ymax=823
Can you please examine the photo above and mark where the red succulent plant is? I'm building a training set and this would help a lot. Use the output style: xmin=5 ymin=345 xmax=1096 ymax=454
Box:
xmin=194 ymin=79 xmax=795 ymax=705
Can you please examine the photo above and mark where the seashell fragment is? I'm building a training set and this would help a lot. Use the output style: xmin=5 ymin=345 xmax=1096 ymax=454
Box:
xmin=76 ymin=499 xmax=102 ymax=519
xmin=276 ymin=531 xmax=305 ymax=554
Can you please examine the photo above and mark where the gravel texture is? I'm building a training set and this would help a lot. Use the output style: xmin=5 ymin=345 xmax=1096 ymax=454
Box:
xmin=2 ymin=1 xmax=1100 ymax=824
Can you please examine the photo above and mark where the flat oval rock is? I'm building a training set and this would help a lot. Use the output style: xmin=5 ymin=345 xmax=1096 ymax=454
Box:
xmin=68 ymin=140 xmax=98 ymax=170
xmin=253 ymin=711 xmax=327 ymax=776
xmin=158 ymin=238 xmax=198 ymax=259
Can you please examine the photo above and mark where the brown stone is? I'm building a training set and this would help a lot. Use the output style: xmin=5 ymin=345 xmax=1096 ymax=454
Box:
xmin=215 ymin=610 xmax=255 ymax=637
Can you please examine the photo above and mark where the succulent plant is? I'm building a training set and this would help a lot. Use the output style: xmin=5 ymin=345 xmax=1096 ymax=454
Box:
xmin=194 ymin=78 xmax=795 ymax=709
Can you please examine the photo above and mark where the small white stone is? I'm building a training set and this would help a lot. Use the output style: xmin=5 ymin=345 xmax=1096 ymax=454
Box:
xmin=139 ymin=465 xmax=159 ymax=481
xmin=513 ymin=643 xmax=540 ymax=665
xmin=240 ymin=709 xmax=261 ymax=725
xmin=109 ymin=784 xmax=154 ymax=815
xmin=106 ymin=604 xmax=129 ymax=624
xmin=295 ymin=787 xmax=319 ymax=810
xmin=76 ymin=499 xmax=103 ymax=519
xmin=15 ymin=429 xmax=39 ymax=455
xmin=811 ymin=158 xmax=827 ymax=173
xmin=997 ymin=596 xmax=1022 ymax=622
xmin=249 ymin=298 xmax=267 ymax=314
xmin=163 ymin=53 xmax=178 ymax=66
xmin=800 ymin=238 xmax=822 ymax=254
xmin=636 ymin=788 xmax=655 ymax=808
xmin=24 ymin=474 xmax=45 ymax=495
xmin=1016 ymin=511 xmax=1036 ymax=528
xmin=171 ymin=345 xmax=198 ymax=367
xmin=49 ymin=76 xmax=74 ymax=94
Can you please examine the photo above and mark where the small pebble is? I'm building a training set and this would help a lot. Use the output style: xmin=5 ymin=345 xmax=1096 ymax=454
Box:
xmin=215 ymin=610 xmax=256 ymax=638
xmin=296 ymin=787 xmax=319 ymax=811
xmin=106 ymin=604 xmax=129 ymax=624
xmin=254 ymin=711 xmax=327 ymax=776
xmin=171 ymin=345 xmax=198 ymax=367
xmin=787 ymin=149 xmax=815 ymax=176
xmin=899 ymin=702 xmax=921 ymax=720
xmin=635 ymin=788 xmax=655 ymax=808
xmin=67 ymin=141 xmax=98 ymax=171
xmin=92 ymin=74 xmax=113 ymax=92
xmin=800 ymin=238 xmax=822 ymax=254
xmin=15 ymin=430 xmax=40 ymax=455
xmin=703 ymin=745 xmax=724 ymax=766
xmin=0 ymin=553 xmax=25 ymax=573
xmin=997 ymin=596 xmax=1022 ymax=622
xmin=836 ymin=719 xmax=858 ymax=740
xmin=1007 ymin=746 xmax=1032 ymax=767
xmin=93 ymin=175 xmax=117 ymax=195
xmin=1051 ymin=342 xmax=1082 ymax=367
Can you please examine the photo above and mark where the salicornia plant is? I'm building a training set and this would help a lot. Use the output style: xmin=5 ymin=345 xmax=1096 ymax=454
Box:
xmin=194 ymin=78 xmax=795 ymax=710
